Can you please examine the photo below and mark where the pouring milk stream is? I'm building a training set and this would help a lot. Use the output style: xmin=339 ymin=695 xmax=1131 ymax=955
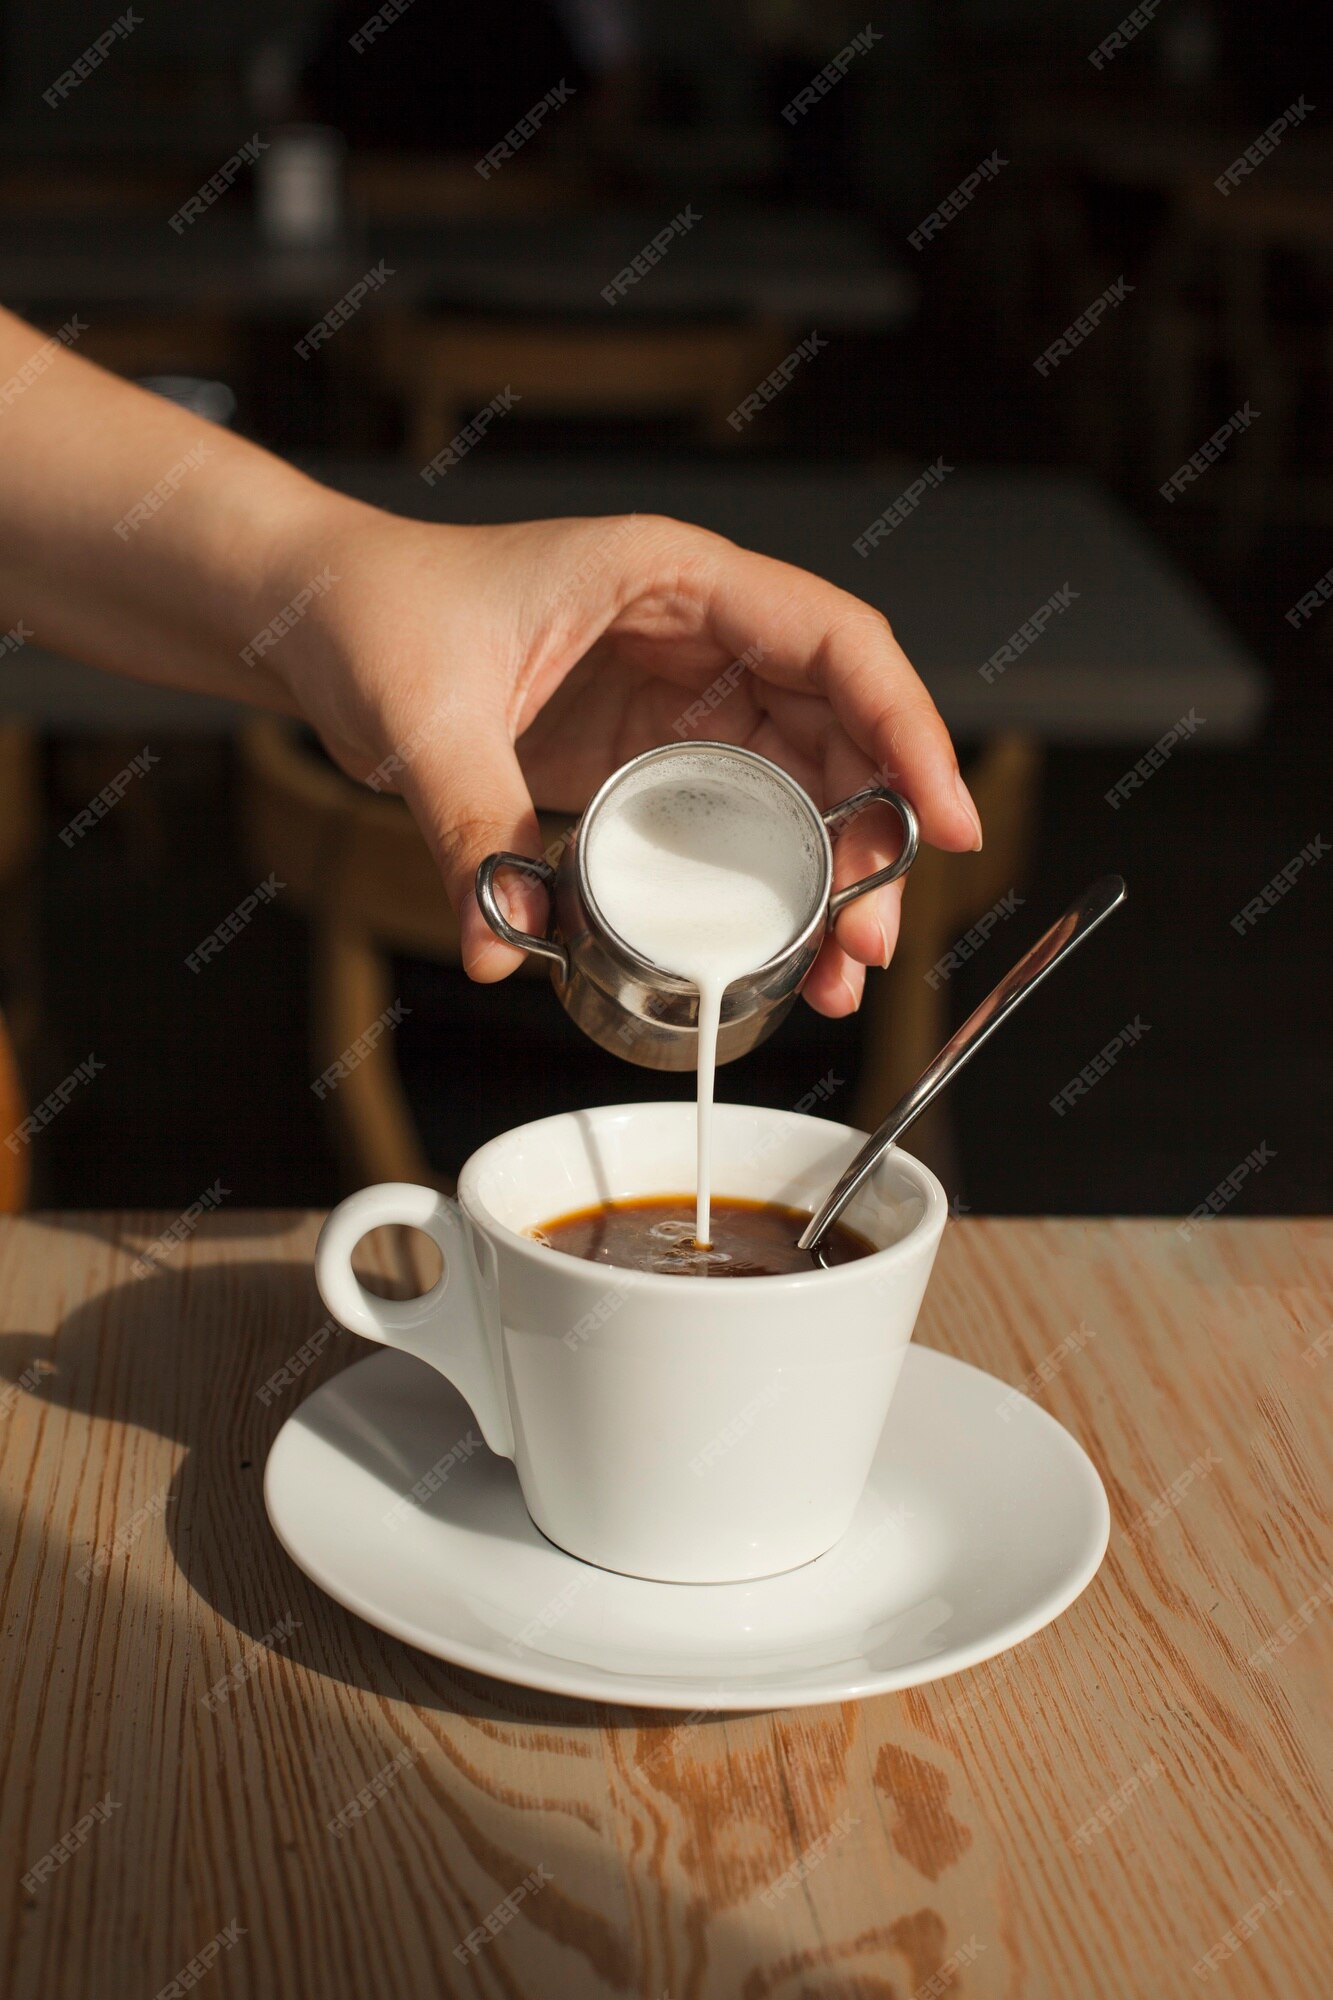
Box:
xmin=583 ymin=777 xmax=817 ymax=1247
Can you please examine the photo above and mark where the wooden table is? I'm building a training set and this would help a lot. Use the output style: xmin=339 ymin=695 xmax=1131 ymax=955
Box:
xmin=3 ymin=1213 xmax=1328 ymax=1999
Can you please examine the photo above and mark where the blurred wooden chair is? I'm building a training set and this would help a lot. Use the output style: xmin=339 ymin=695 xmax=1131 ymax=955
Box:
xmin=0 ymin=721 xmax=42 ymax=1212
xmin=0 ymin=1008 xmax=26 ymax=1214
xmin=1145 ymin=160 xmax=1333 ymax=542
xmin=348 ymin=155 xmax=586 ymax=223
xmin=237 ymin=717 xmax=567 ymax=1191
xmin=377 ymin=312 xmax=790 ymax=459
xmin=0 ymin=164 xmax=183 ymax=215
xmin=848 ymin=733 xmax=1043 ymax=1184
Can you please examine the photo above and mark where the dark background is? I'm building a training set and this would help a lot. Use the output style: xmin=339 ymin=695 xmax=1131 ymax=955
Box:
xmin=1 ymin=0 xmax=1328 ymax=1216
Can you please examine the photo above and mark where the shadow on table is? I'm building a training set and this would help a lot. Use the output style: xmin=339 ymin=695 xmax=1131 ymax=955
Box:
xmin=3 ymin=1229 xmax=1021 ymax=1996
xmin=1 ymin=1235 xmax=771 ymax=1733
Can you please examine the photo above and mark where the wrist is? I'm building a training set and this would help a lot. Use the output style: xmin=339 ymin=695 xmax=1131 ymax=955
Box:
xmin=255 ymin=481 xmax=384 ymax=697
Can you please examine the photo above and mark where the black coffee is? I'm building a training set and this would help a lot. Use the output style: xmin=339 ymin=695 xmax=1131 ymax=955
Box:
xmin=530 ymin=1195 xmax=874 ymax=1278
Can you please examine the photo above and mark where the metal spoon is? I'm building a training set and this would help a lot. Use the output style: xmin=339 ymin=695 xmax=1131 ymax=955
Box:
xmin=798 ymin=874 xmax=1128 ymax=1259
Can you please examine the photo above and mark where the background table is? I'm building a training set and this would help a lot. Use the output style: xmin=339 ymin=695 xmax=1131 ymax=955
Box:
xmin=2 ymin=1214 xmax=1328 ymax=1999
xmin=0 ymin=454 xmax=1270 ymax=1191
xmin=0 ymin=462 xmax=1266 ymax=742
xmin=0 ymin=209 xmax=913 ymax=327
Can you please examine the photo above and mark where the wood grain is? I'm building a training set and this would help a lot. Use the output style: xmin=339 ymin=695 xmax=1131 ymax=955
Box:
xmin=1 ymin=1213 xmax=1329 ymax=2000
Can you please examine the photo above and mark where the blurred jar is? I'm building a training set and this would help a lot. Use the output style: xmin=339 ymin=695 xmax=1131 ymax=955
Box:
xmin=256 ymin=125 xmax=346 ymax=250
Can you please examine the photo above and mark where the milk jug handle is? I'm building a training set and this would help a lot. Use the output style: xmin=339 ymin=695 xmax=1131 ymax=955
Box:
xmin=824 ymin=788 xmax=920 ymax=917
xmin=475 ymin=852 xmax=569 ymax=974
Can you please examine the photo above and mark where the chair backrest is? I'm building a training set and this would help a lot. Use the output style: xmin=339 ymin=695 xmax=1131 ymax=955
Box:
xmin=378 ymin=314 xmax=787 ymax=458
xmin=0 ymin=724 xmax=38 ymax=1212
xmin=238 ymin=716 xmax=460 ymax=952
xmin=238 ymin=716 xmax=570 ymax=952
xmin=0 ymin=1009 xmax=26 ymax=1213
xmin=348 ymin=154 xmax=584 ymax=221
xmin=237 ymin=718 xmax=568 ymax=1188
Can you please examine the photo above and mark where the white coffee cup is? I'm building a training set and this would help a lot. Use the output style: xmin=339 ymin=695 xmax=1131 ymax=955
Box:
xmin=315 ymin=1101 xmax=947 ymax=1583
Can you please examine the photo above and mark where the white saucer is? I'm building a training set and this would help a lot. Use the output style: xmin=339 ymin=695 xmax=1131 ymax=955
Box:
xmin=264 ymin=1344 xmax=1109 ymax=1711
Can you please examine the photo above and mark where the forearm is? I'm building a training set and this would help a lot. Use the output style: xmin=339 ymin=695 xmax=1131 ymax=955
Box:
xmin=0 ymin=301 xmax=977 ymax=1004
xmin=0 ymin=304 xmax=368 ymax=710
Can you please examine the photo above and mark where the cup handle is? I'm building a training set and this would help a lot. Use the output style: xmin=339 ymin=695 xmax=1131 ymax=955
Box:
xmin=475 ymin=853 xmax=569 ymax=974
xmin=824 ymin=787 xmax=920 ymax=917
xmin=315 ymin=1182 xmax=515 ymax=1459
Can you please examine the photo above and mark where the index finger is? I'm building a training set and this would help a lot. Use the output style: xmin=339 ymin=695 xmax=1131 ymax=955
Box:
xmin=689 ymin=541 xmax=982 ymax=853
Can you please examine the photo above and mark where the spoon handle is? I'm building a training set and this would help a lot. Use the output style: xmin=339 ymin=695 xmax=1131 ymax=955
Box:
xmin=797 ymin=874 xmax=1128 ymax=1254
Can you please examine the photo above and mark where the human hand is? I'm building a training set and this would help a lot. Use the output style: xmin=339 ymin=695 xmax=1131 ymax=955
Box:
xmin=280 ymin=503 xmax=982 ymax=1018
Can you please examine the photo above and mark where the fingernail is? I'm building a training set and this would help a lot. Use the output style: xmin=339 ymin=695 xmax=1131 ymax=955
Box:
xmin=878 ymin=921 xmax=892 ymax=970
xmin=461 ymin=887 xmax=523 ymax=979
xmin=838 ymin=968 xmax=860 ymax=1013
xmin=954 ymin=770 xmax=984 ymax=850
xmin=502 ymin=874 xmax=548 ymax=936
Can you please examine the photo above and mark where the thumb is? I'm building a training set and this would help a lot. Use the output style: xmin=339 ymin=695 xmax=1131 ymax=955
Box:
xmin=400 ymin=728 xmax=550 ymax=981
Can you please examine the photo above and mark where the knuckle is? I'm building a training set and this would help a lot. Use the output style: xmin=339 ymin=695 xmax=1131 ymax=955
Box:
xmin=636 ymin=514 xmax=738 ymax=577
xmin=437 ymin=810 xmax=506 ymax=874
xmin=831 ymin=603 xmax=900 ymax=649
